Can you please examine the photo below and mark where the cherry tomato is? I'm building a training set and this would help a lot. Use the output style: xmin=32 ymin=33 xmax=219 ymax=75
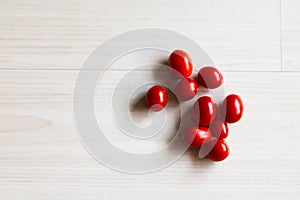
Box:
xmin=145 ymin=85 xmax=168 ymax=112
xmin=192 ymin=96 xmax=217 ymax=127
xmin=168 ymin=50 xmax=193 ymax=78
xmin=182 ymin=126 xmax=212 ymax=148
xmin=223 ymin=94 xmax=244 ymax=123
xmin=206 ymin=139 xmax=230 ymax=162
xmin=174 ymin=77 xmax=198 ymax=101
xmin=198 ymin=66 xmax=224 ymax=89
xmin=210 ymin=119 xmax=229 ymax=139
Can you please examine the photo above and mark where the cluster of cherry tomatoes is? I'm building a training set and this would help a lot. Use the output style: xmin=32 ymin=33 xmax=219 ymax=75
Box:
xmin=145 ymin=50 xmax=244 ymax=162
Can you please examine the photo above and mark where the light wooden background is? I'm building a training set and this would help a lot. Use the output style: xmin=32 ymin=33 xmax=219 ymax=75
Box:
xmin=1 ymin=0 xmax=300 ymax=199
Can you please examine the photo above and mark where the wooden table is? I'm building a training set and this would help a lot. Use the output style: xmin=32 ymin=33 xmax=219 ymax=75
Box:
xmin=0 ymin=0 xmax=300 ymax=199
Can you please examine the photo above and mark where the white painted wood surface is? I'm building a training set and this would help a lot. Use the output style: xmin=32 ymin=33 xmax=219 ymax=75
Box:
xmin=283 ymin=0 xmax=300 ymax=71
xmin=0 ymin=0 xmax=300 ymax=199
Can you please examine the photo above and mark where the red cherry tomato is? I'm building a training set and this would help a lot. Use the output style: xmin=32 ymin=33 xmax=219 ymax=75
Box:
xmin=210 ymin=119 xmax=229 ymax=139
xmin=168 ymin=50 xmax=193 ymax=78
xmin=206 ymin=139 xmax=230 ymax=162
xmin=198 ymin=66 xmax=224 ymax=89
xmin=174 ymin=77 xmax=198 ymax=101
xmin=223 ymin=94 xmax=244 ymax=123
xmin=182 ymin=126 xmax=212 ymax=148
xmin=145 ymin=85 xmax=168 ymax=112
xmin=192 ymin=96 xmax=217 ymax=127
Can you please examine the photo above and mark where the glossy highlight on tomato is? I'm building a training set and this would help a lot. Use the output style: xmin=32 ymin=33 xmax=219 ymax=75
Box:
xmin=198 ymin=66 xmax=224 ymax=89
xmin=192 ymin=96 xmax=217 ymax=127
xmin=145 ymin=85 xmax=168 ymax=112
xmin=210 ymin=119 xmax=229 ymax=139
xmin=183 ymin=126 xmax=212 ymax=148
xmin=206 ymin=139 xmax=230 ymax=162
xmin=168 ymin=50 xmax=193 ymax=78
xmin=174 ymin=77 xmax=198 ymax=101
xmin=223 ymin=94 xmax=244 ymax=123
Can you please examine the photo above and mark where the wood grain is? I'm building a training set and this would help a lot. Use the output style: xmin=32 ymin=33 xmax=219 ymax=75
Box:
xmin=0 ymin=0 xmax=281 ymax=71
xmin=1 ymin=0 xmax=300 ymax=199
xmin=0 ymin=70 xmax=300 ymax=199
xmin=282 ymin=0 xmax=300 ymax=71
